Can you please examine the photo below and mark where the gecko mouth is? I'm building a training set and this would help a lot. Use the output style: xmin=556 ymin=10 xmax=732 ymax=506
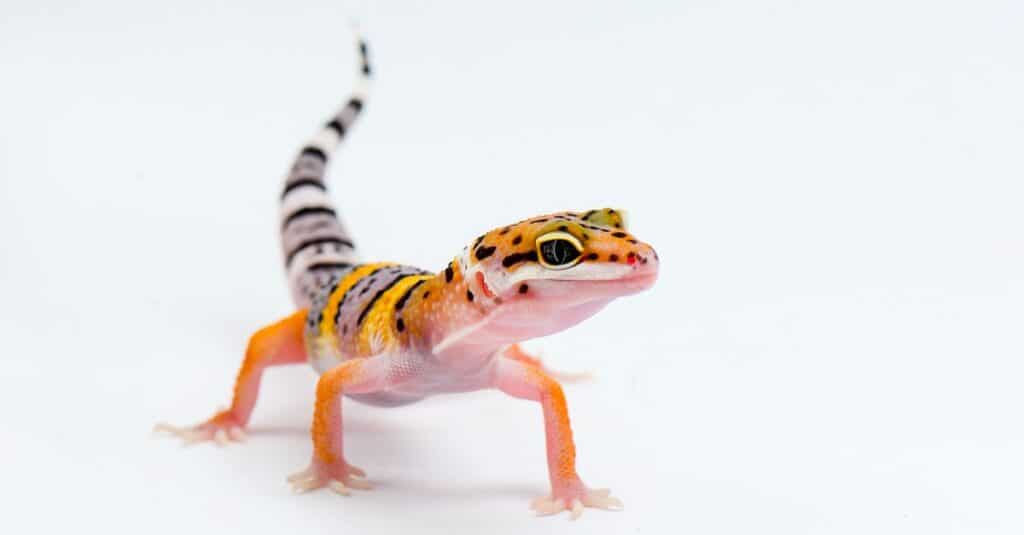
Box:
xmin=509 ymin=270 xmax=658 ymax=304
xmin=568 ymin=272 xmax=657 ymax=294
xmin=548 ymin=268 xmax=659 ymax=288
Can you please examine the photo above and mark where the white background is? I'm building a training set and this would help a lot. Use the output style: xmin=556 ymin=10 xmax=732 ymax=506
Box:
xmin=2 ymin=1 xmax=1022 ymax=533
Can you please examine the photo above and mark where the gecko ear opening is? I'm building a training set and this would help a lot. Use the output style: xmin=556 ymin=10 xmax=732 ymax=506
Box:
xmin=581 ymin=208 xmax=628 ymax=230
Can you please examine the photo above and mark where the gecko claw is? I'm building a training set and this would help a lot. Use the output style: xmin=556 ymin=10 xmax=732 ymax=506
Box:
xmin=570 ymin=499 xmax=584 ymax=520
xmin=328 ymin=481 xmax=351 ymax=496
xmin=227 ymin=426 xmax=247 ymax=442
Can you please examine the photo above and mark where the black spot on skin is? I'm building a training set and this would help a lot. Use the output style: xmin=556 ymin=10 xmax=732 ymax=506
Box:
xmin=627 ymin=239 xmax=638 ymax=244
xmin=609 ymin=254 xmax=620 ymax=262
xmin=500 ymin=226 xmax=511 ymax=235
xmin=530 ymin=218 xmax=549 ymax=224
xmin=445 ymin=264 xmax=454 ymax=282
xmin=519 ymin=283 xmax=529 ymax=294
xmin=586 ymin=252 xmax=599 ymax=261
xmin=281 ymin=178 xmax=325 ymax=200
xmin=300 ymin=146 xmax=328 ymax=162
xmin=467 ymin=290 xmax=474 ymax=302
xmin=582 ymin=233 xmax=590 ymax=241
xmin=558 ymin=225 xmax=568 ymax=231
xmin=473 ymin=235 xmax=486 ymax=249
xmin=396 ymin=318 xmax=405 ymax=332
xmin=512 ymin=235 xmax=522 ymax=245
xmin=612 ymin=232 xmax=628 ymax=238
xmin=582 ymin=210 xmax=597 ymax=220
xmin=342 ymin=324 xmax=348 ymax=335
xmin=502 ymin=250 xmax=539 ymax=268
xmin=326 ymin=118 xmax=346 ymax=137
xmin=422 ymin=291 xmax=430 ymax=299
xmin=614 ymin=223 xmax=622 ymax=228
xmin=308 ymin=262 xmax=354 ymax=271
xmin=285 ymin=236 xmax=354 ymax=266
xmin=607 ymin=209 xmax=616 ymax=214
xmin=281 ymin=206 xmax=337 ymax=230
xmin=475 ymin=245 xmax=497 ymax=261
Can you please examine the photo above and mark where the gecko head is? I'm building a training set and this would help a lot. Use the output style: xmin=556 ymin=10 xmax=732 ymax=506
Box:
xmin=457 ymin=208 xmax=659 ymax=341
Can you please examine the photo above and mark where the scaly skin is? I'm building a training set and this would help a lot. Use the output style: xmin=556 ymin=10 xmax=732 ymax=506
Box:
xmin=157 ymin=31 xmax=659 ymax=520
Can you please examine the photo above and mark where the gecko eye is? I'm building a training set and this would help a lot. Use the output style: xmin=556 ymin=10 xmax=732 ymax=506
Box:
xmin=536 ymin=231 xmax=583 ymax=270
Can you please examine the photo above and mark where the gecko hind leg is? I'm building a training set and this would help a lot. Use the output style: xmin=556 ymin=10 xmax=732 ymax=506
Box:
xmin=504 ymin=344 xmax=593 ymax=384
xmin=155 ymin=310 xmax=309 ymax=446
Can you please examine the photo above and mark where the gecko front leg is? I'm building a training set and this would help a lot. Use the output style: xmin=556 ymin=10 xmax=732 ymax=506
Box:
xmin=156 ymin=310 xmax=309 ymax=445
xmin=492 ymin=357 xmax=623 ymax=519
xmin=288 ymin=354 xmax=394 ymax=495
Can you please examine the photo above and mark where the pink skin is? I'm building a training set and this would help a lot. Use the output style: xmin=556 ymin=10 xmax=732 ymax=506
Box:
xmin=162 ymin=220 xmax=660 ymax=519
xmin=416 ymin=242 xmax=660 ymax=517
xmin=293 ymin=240 xmax=661 ymax=516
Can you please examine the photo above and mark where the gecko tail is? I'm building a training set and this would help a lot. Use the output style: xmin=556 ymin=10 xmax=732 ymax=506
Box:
xmin=279 ymin=29 xmax=372 ymax=309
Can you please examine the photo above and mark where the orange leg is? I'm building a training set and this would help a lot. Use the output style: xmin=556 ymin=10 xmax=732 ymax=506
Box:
xmin=287 ymin=354 xmax=392 ymax=495
xmin=493 ymin=357 xmax=622 ymax=519
xmin=156 ymin=310 xmax=309 ymax=445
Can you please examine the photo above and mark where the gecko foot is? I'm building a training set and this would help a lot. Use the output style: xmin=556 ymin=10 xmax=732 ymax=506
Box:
xmin=154 ymin=409 xmax=247 ymax=446
xmin=287 ymin=459 xmax=372 ymax=496
xmin=531 ymin=486 xmax=623 ymax=520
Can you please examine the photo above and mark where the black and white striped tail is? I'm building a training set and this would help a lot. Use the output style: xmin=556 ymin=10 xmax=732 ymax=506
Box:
xmin=280 ymin=31 xmax=372 ymax=308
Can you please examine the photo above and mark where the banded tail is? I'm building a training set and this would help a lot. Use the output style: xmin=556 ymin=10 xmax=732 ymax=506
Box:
xmin=280 ymin=33 xmax=372 ymax=308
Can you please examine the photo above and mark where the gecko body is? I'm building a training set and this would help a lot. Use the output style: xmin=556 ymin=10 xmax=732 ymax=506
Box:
xmin=159 ymin=33 xmax=659 ymax=519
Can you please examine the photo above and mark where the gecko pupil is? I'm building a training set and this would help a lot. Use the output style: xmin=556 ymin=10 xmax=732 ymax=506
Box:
xmin=539 ymin=239 xmax=580 ymax=267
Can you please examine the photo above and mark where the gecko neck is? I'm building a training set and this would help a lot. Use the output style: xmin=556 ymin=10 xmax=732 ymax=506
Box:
xmin=407 ymin=262 xmax=614 ymax=365
xmin=402 ymin=261 xmax=506 ymax=363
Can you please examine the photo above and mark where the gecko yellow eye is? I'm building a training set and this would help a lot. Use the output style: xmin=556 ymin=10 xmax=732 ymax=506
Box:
xmin=535 ymin=231 xmax=583 ymax=270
